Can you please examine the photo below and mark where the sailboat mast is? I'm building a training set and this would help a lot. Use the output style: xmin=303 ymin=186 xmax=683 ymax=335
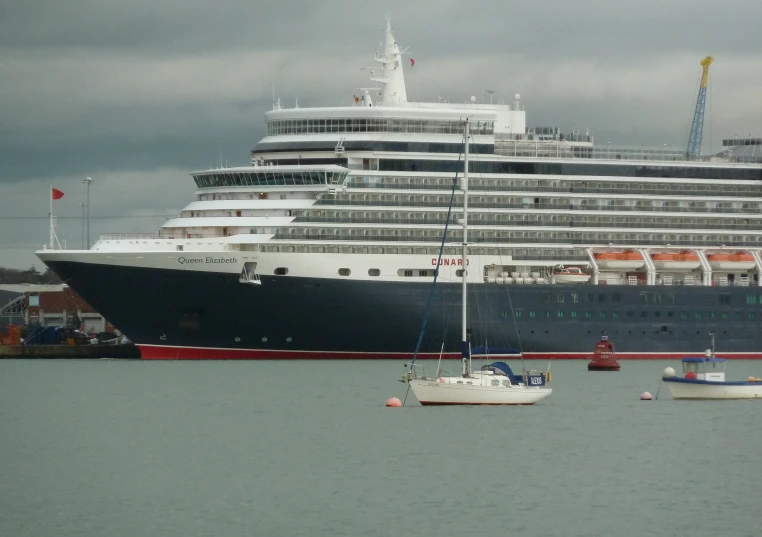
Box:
xmin=461 ymin=118 xmax=470 ymax=377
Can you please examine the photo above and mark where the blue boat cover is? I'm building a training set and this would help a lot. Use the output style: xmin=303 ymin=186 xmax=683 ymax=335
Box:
xmin=682 ymin=357 xmax=727 ymax=363
xmin=481 ymin=362 xmax=525 ymax=384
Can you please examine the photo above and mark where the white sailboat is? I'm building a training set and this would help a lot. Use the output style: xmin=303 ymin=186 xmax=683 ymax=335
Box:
xmin=402 ymin=118 xmax=553 ymax=406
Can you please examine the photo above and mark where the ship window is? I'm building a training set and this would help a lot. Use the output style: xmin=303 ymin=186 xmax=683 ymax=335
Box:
xmin=749 ymin=312 xmax=756 ymax=320
xmin=338 ymin=268 xmax=351 ymax=276
xmin=570 ymin=311 xmax=577 ymax=318
xmin=456 ymin=269 xmax=464 ymax=277
xmin=515 ymin=310 xmax=523 ymax=318
xmin=585 ymin=311 xmax=592 ymax=318
xmin=721 ymin=312 xmax=729 ymax=319
xmin=557 ymin=311 xmax=564 ymax=318
xmin=557 ymin=293 xmax=565 ymax=303
xmin=599 ymin=311 xmax=606 ymax=318
xmin=529 ymin=311 xmax=536 ymax=318
xmin=641 ymin=311 xmax=648 ymax=317
xmin=368 ymin=269 xmax=380 ymax=276
xmin=746 ymin=294 xmax=757 ymax=305
xmin=695 ymin=312 xmax=702 ymax=319
xmin=612 ymin=311 xmax=620 ymax=318
xmin=681 ymin=312 xmax=689 ymax=319
xmin=274 ymin=267 xmax=289 ymax=275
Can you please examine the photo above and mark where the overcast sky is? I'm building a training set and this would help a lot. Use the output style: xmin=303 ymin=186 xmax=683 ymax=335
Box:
xmin=1 ymin=0 xmax=760 ymax=269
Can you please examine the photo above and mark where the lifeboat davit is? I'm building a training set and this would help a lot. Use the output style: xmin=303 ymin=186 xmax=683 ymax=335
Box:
xmin=650 ymin=251 xmax=701 ymax=270
xmin=593 ymin=250 xmax=644 ymax=270
xmin=588 ymin=333 xmax=621 ymax=371
xmin=706 ymin=252 xmax=756 ymax=270
xmin=552 ymin=266 xmax=591 ymax=284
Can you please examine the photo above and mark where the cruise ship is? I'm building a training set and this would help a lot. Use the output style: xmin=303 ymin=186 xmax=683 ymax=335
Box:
xmin=37 ymin=20 xmax=762 ymax=359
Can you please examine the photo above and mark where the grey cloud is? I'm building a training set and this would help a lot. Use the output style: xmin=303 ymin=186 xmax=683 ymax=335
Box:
xmin=0 ymin=0 xmax=760 ymax=269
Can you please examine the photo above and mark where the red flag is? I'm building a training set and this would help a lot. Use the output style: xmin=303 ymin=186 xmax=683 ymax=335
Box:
xmin=51 ymin=188 xmax=64 ymax=200
xmin=410 ymin=58 xmax=415 ymax=67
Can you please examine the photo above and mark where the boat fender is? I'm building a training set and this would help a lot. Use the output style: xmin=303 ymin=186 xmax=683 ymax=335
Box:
xmin=546 ymin=371 xmax=552 ymax=383
xmin=748 ymin=376 xmax=761 ymax=382
xmin=439 ymin=377 xmax=445 ymax=383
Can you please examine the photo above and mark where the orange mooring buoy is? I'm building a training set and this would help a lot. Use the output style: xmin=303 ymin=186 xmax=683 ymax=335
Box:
xmin=385 ymin=397 xmax=402 ymax=407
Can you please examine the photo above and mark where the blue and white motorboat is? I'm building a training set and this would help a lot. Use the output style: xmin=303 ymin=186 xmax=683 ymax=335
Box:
xmin=662 ymin=335 xmax=762 ymax=399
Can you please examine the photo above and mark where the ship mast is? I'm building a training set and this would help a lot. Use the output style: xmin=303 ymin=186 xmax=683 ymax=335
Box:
xmin=369 ymin=16 xmax=408 ymax=105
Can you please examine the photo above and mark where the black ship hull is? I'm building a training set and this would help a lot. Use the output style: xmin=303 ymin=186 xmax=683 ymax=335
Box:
xmin=44 ymin=260 xmax=762 ymax=359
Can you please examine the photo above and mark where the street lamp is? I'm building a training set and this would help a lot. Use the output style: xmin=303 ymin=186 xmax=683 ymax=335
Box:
xmin=83 ymin=177 xmax=93 ymax=247
xmin=80 ymin=202 xmax=85 ymax=249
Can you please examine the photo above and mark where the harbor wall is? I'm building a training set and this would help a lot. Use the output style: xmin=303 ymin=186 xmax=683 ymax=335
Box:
xmin=0 ymin=344 xmax=141 ymax=359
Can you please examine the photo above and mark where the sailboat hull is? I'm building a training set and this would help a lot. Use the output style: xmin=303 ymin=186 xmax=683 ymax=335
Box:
xmin=408 ymin=379 xmax=552 ymax=405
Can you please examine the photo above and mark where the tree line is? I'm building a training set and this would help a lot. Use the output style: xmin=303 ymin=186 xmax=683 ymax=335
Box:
xmin=0 ymin=266 xmax=62 ymax=285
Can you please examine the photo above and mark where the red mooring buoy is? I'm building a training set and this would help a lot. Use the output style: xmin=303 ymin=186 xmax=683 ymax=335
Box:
xmin=588 ymin=332 xmax=621 ymax=371
xmin=385 ymin=397 xmax=402 ymax=407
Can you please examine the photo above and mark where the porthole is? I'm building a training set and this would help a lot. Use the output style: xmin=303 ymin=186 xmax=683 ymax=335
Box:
xmin=502 ymin=380 xmax=511 ymax=387
xmin=338 ymin=268 xmax=351 ymax=276
xmin=368 ymin=268 xmax=381 ymax=276
xmin=274 ymin=267 xmax=288 ymax=275
xmin=491 ymin=379 xmax=500 ymax=386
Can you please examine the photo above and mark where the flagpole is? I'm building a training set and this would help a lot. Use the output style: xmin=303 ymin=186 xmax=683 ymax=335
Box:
xmin=49 ymin=185 xmax=53 ymax=248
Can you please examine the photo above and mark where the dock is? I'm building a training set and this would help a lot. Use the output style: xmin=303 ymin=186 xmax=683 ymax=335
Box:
xmin=0 ymin=344 xmax=141 ymax=359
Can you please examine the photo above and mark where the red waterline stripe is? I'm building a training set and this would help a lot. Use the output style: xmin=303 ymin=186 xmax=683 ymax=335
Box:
xmin=138 ymin=345 xmax=462 ymax=360
xmin=137 ymin=345 xmax=762 ymax=360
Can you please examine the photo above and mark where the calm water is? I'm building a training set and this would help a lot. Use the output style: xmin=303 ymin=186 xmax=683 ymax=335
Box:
xmin=1 ymin=359 xmax=761 ymax=537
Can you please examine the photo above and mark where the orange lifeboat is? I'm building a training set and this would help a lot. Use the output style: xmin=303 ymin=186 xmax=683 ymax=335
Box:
xmin=593 ymin=250 xmax=645 ymax=269
xmin=706 ymin=252 xmax=755 ymax=270
xmin=650 ymin=251 xmax=701 ymax=270
xmin=588 ymin=333 xmax=621 ymax=371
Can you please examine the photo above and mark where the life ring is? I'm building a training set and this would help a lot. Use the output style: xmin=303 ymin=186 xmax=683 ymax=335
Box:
xmin=546 ymin=371 xmax=552 ymax=383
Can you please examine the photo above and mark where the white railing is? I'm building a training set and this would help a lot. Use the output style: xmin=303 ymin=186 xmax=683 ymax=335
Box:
xmin=493 ymin=141 xmax=759 ymax=164
xmin=99 ymin=232 xmax=224 ymax=241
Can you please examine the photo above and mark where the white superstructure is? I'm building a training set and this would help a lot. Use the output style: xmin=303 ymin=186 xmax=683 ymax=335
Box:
xmin=39 ymin=18 xmax=762 ymax=291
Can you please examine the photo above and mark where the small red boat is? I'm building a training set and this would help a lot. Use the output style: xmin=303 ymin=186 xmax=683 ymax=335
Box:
xmin=588 ymin=333 xmax=621 ymax=371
